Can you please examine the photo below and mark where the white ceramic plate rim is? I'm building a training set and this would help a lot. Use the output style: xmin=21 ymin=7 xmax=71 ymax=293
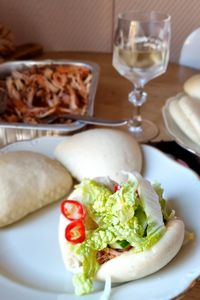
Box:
xmin=0 ymin=136 xmax=200 ymax=300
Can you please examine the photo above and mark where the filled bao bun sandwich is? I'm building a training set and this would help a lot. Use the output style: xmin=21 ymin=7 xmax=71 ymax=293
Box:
xmin=59 ymin=172 xmax=185 ymax=296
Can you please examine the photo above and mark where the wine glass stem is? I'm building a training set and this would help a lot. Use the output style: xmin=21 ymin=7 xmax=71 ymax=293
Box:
xmin=134 ymin=105 xmax=142 ymax=127
xmin=128 ymin=86 xmax=147 ymax=130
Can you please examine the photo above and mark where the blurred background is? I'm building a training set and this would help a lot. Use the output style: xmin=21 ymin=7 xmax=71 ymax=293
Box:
xmin=0 ymin=0 xmax=200 ymax=62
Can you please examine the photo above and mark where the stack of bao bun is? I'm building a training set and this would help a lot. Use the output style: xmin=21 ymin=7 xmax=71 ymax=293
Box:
xmin=55 ymin=128 xmax=185 ymax=295
xmin=169 ymin=74 xmax=200 ymax=145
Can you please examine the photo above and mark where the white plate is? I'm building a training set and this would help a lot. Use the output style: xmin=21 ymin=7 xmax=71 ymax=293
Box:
xmin=0 ymin=136 xmax=200 ymax=300
xmin=162 ymin=93 xmax=200 ymax=157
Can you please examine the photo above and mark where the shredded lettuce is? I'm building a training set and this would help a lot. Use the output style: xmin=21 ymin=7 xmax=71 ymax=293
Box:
xmin=69 ymin=174 xmax=174 ymax=295
xmin=153 ymin=182 xmax=175 ymax=221
xmin=73 ymin=273 xmax=93 ymax=296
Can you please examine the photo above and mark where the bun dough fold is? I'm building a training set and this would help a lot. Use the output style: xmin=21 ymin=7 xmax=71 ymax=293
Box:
xmin=0 ymin=151 xmax=73 ymax=227
xmin=95 ymin=219 xmax=184 ymax=282
xmin=55 ymin=128 xmax=142 ymax=183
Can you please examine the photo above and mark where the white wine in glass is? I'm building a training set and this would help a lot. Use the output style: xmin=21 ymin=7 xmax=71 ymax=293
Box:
xmin=113 ymin=11 xmax=171 ymax=142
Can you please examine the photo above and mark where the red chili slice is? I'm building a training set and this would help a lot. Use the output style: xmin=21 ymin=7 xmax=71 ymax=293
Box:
xmin=114 ymin=184 xmax=121 ymax=192
xmin=61 ymin=200 xmax=86 ymax=221
xmin=65 ymin=220 xmax=85 ymax=244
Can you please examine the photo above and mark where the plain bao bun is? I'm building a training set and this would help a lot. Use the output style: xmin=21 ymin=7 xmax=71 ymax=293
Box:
xmin=184 ymin=74 xmax=200 ymax=99
xmin=0 ymin=151 xmax=73 ymax=227
xmin=54 ymin=128 xmax=142 ymax=183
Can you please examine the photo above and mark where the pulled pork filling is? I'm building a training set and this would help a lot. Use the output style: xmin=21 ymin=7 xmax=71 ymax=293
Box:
xmin=96 ymin=246 xmax=133 ymax=264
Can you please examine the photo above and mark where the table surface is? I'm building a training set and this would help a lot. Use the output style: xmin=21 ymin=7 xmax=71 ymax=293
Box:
xmin=37 ymin=51 xmax=200 ymax=300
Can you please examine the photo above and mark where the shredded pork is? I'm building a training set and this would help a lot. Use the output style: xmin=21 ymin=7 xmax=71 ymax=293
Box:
xmin=96 ymin=246 xmax=132 ymax=264
xmin=0 ymin=64 xmax=92 ymax=124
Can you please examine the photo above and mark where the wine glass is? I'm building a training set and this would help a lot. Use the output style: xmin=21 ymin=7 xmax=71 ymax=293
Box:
xmin=113 ymin=11 xmax=171 ymax=142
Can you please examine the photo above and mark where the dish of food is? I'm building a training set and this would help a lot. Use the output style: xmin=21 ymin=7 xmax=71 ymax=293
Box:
xmin=0 ymin=60 xmax=99 ymax=132
xmin=0 ymin=136 xmax=200 ymax=300
xmin=162 ymin=93 xmax=200 ymax=157
xmin=0 ymin=64 xmax=91 ymax=124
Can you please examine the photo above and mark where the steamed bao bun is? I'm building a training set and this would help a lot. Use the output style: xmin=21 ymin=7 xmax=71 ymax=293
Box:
xmin=184 ymin=74 xmax=200 ymax=100
xmin=59 ymin=173 xmax=185 ymax=284
xmin=54 ymin=128 xmax=142 ymax=182
xmin=0 ymin=151 xmax=73 ymax=227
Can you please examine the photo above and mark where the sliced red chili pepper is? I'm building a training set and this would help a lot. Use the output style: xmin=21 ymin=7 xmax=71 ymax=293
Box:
xmin=114 ymin=184 xmax=121 ymax=192
xmin=61 ymin=200 xmax=86 ymax=221
xmin=65 ymin=219 xmax=85 ymax=244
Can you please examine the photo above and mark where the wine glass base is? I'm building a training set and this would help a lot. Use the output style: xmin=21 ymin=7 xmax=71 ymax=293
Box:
xmin=126 ymin=119 xmax=159 ymax=143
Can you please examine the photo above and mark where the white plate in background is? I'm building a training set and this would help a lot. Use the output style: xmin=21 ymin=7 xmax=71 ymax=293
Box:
xmin=0 ymin=136 xmax=200 ymax=300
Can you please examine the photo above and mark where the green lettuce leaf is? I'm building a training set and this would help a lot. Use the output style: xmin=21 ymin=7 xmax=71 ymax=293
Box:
xmin=73 ymin=273 xmax=93 ymax=296
xmin=153 ymin=182 xmax=175 ymax=222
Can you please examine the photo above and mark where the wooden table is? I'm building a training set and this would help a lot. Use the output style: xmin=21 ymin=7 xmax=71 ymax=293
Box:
xmin=36 ymin=52 xmax=200 ymax=300
xmin=38 ymin=51 xmax=199 ymax=142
